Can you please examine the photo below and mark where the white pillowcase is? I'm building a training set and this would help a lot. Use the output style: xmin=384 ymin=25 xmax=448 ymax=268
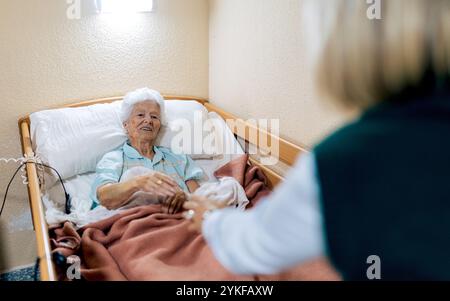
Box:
xmin=194 ymin=112 xmax=245 ymax=183
xmin=30 ymin=100 xmax=216 ymax=182
xmin=30 ymin=101 xmax=127 ymax=183
xmin=156 ymin=101 xmax=215 ymax=159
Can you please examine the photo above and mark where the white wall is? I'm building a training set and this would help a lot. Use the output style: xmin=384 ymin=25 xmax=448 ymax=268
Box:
xmin=209 ymin=0 xmax=348 ymax=148
xmin=0 ymin=0 xmax=209 ymax=272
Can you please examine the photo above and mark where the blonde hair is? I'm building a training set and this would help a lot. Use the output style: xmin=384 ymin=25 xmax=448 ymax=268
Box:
xmin=315 ymin=0 xmax=450 ymax=109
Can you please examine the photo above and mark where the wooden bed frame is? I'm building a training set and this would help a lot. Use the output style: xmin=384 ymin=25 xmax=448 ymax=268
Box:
xmin=18 ymin=95 xmax=307 ymax=281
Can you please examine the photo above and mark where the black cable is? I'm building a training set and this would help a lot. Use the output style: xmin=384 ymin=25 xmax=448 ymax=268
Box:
xmin=0 ymin=163 xmax=23 ymax=217
xmin=34 ymin=162 xmax=71 ymax=214
xmin=0 ymin=161 xmax=71 ymax=218
xmin=0 ymin=160 xmax=70 ymax=281
xmin=33 ymin=256 xmax=40 ymax=281
xmin=31 ymin=252 xmax=69 ymax=281
xmin=33 ymin=253 xmax=67 ymax=281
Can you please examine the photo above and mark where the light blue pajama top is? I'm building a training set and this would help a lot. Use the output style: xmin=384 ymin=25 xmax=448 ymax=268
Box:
xmin=90 ymin=142 xmax=204 ymax=207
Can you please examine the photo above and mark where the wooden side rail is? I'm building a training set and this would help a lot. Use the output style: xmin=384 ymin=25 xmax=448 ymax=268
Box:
xmin=19 ymin=121 xmax=56 ymax=281
xmin=203 ymin=102 xmax=309 ymax=186
xmin=203 ymin=102 xmax=308 ymax=166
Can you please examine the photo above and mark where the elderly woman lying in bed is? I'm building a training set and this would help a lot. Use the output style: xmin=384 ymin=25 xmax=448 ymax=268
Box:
xmin=90 ymin=88 xmax=203 ymax=213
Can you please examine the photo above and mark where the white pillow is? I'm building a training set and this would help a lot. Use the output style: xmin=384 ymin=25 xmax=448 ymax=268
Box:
xmin=30 ymin=99 xmax=215 ymax=181
xmin=156 ymin=101 xmax=214 ymax=158
xmin=194 ymin=112 xmax=245 ymax=183
xmin=30 ymin=101 xmax=127 ymax=183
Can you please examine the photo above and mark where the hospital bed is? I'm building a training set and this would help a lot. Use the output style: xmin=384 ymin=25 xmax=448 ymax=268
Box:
xmin=17 ymin=95 xmax=306 ymax=281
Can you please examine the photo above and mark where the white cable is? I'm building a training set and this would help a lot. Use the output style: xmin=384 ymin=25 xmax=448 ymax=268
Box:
xmin=0 ymin=158 xmax=23 ymax=164
xmin=0 ymin=154 xmax=44 ymax=185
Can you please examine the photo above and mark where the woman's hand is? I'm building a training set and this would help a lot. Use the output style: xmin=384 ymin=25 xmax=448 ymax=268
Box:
xmin=98 ymin=171 xmax=182 ymax=210
xmin=183 ymin=195 xmax=228 ymax=232
xmin=134 ymin=171 xmax=182 ymax=202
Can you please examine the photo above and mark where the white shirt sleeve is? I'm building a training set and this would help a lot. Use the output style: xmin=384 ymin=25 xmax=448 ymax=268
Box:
xmin=202 ymin=152 xmax=326 ymax=275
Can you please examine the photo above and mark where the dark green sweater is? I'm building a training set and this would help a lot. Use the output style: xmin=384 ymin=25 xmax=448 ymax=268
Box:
xmin=314 ymin=84 xmax=450 ymax=280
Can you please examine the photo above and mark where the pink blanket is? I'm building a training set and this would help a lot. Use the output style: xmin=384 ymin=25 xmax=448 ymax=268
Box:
xmin=50 ymin=154 xmax=340 ymax=281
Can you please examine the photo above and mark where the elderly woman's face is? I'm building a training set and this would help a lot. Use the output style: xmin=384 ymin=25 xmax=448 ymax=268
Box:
xmin=124 ymin=101 xmax=161 ymax=142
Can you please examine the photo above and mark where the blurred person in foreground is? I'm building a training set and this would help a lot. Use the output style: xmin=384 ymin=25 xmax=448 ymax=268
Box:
xmin=182 ymin=0 xmax=450 ymax=280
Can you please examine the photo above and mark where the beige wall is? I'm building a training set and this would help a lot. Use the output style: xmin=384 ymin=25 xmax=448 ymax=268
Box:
xmin=209 ymin=0 xmax=348 ymax=148
xmin=0 ymin=0 xmax=350 ymax=273
xmin=0 ymin=0 xmax=209 ymax=272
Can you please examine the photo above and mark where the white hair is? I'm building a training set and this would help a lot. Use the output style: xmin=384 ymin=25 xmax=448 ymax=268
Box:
xmin=121 ymin=88 xmax=166 ymax=125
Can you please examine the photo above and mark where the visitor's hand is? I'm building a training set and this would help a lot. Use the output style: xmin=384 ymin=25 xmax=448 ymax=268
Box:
xmin=182 ymin=195 xmax=228 ymax=232
xmin=160 ymin=191 xmax=188 ymax=214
